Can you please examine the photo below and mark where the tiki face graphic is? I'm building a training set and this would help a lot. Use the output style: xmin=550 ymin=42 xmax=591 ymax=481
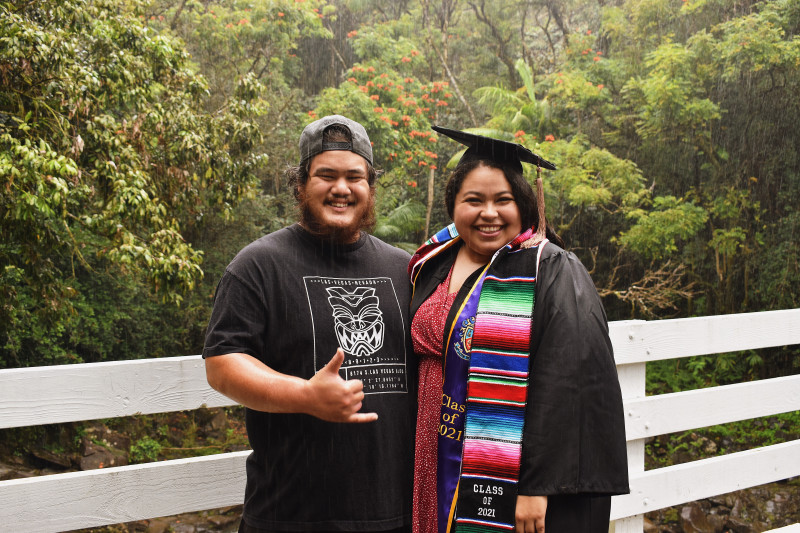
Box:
xmin=326 ymin=287 xmax=385 ymax=357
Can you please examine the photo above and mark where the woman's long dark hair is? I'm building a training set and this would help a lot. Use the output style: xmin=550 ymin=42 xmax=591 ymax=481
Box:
xmin=444 ymin=159 xmax=564 ymax=247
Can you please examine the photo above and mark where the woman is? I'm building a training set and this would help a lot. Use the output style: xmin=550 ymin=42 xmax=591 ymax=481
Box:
xmin=409 ymin=127 xmax=629 ymax=533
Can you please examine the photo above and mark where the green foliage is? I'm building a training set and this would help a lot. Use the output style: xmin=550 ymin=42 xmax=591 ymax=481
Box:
xmin=121 ymin=408 xmax=248 ymax=463
xmin=474 ymin=59 xmax=559 ymax=140
xmin=0 ymin=0 xmax=266 ymax=366
xmin=373 ymin=199 xmax=427 ymax=253
xmin=129 ymin=436 xmax=162 ymax=463
xmin=1 ymin=0 xmax=799 ymax=374
xmin=150 ymin=0 xmax=329 ymax=193
xmin=625 ymin=42 xmax=720 ymax=145
xmin=645 ymin=411 xmax=800 ymax=469
xmin=311 ymin=21 xmax=456 ymax=242
xmin=618 ymin=196 xmax=708 ymax=261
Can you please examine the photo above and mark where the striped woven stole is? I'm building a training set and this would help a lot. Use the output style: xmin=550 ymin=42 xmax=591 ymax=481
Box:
xmin=453 ymin=272 xmax=538 ymax=531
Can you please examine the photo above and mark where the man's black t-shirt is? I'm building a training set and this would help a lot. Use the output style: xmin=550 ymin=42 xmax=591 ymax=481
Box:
xmin=204 ymin=224 xmax=415 ymax=531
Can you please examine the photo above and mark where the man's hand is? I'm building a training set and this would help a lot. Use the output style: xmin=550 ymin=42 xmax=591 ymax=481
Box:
xmin=515 ymin=495 xmax=547 ymax=533
xmin=306 ymin=348 xmax=378 ymax=423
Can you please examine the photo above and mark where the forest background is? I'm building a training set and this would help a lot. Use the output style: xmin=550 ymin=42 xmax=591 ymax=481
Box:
xmin=1 ymin=0 xmax=799 ymax=424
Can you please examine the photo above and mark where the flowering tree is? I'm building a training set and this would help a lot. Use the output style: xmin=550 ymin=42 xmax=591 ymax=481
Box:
xmin=313 ymin=24 xmax=455 ymax=248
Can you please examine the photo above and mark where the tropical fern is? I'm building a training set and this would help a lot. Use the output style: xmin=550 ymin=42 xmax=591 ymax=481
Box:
xmin=374 ymin=200 xmax=427 ymax=250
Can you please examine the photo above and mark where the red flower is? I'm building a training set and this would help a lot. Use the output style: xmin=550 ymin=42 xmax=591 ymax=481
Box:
xmin=370 ymin=94 xmax=380 ymax=100
xmin=593 ymin=56 xmax=601 ymax=62
xmin=407 ymin=180 xmax=418 ymax=187
xmin=401 ymin=57 xmax=411 ymax=63
xmin=514 ymin=130 xmax=526 ymax=138
xmin=545 ymin=134 xmax=555 ymax=142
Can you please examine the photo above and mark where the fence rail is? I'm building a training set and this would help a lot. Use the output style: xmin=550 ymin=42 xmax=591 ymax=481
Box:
xmin=1 ymin=309 xmax=799 ymax=532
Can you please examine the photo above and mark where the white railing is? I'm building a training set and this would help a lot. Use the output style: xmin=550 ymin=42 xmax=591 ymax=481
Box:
xmin=0 ymin=309 xmax=799 ymax=533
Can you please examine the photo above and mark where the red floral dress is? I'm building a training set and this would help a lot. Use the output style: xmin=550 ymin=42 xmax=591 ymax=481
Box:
xmin=411 ymin=266 xmax=458 ymax=533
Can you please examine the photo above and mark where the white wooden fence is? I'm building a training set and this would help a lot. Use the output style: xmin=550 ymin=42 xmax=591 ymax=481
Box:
xmin=0 ymin=309 xmax=799 ymax=532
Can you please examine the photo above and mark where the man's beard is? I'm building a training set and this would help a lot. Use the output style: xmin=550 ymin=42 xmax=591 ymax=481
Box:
xmin=297 ymin=190 xmax=376 ymax=244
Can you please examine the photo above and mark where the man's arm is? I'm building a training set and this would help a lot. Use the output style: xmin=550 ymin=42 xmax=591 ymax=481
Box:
xmin=205 ymin=348 xmax=378 ymax=423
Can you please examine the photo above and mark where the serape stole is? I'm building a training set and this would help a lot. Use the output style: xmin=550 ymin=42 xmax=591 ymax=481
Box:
xmin=409 ymin=224 xmax=547 ymax=533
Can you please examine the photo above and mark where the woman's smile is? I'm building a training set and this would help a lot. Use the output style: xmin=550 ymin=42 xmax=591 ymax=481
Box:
xmin=452 ymin=165 xmax=522 ymax=264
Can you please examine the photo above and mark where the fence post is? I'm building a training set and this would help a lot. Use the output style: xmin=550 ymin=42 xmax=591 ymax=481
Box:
xmin=611 ymin=319 xmax=648 ymax=533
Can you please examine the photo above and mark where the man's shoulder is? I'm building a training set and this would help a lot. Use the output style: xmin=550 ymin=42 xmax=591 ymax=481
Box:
xmin=228 ymin=226 xmax=301 ymax=270
xmin=363 ymin=234 xmax=412 ymax=261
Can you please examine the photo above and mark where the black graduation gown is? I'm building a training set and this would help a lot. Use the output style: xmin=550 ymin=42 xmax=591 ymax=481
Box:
xmin=410 ymin=241 xmax=629 ymax=528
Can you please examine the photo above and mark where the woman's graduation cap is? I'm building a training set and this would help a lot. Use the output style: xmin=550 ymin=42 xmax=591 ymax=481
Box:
xmin=432 ymin=125 xmax=556 ymax=172
xmin=433 ymin=125 xmax=556 ymax=245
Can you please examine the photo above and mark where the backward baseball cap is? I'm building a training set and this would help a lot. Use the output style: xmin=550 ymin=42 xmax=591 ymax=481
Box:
xmin=298 ymin=115 xmax=373 ymax=166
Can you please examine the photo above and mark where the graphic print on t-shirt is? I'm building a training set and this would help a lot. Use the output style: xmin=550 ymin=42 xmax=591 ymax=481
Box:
xmin=326 ymin=287 xmax=384 ymax=356
xmin=304 ymin=276 xmax=407 ymax=394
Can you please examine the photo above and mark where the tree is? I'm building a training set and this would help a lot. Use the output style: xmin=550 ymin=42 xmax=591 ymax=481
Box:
xmin=0 ymin=0 xmax=266 ymax=366
xmin=312 ymin=15 xmax=456 ymax=245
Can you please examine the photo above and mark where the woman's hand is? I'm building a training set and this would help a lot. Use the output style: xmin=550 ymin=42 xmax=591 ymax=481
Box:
xmin=515 ymin=495 xmax=547 ymax=533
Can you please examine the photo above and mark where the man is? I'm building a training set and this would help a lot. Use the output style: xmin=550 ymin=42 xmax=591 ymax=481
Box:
xmin=204 ymin=115 xmax=415 ymax=532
